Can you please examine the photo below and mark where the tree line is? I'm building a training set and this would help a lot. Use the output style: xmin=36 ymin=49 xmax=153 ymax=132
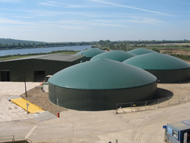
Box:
xmin=0 ymin=42 xmax=94 ymax=50
xmin=92 ymin=39 xmax=190 ymax=51
xmin=0 ymin=39 xmax=189 ymax=50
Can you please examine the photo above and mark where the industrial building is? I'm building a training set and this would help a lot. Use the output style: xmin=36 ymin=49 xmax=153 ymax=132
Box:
xmin=164 ymin=119 xmax=190 ymax=143
xmin=90 ymin=50 xmax=136 ymax=62
xmin=48 ymin=58 xmax=157 ymax=111
xmin=76 ymin=48 xmax=104 ymax=60
xmin=0 ymin=54 xmax=85 ymax=82
xmin=127 ymin=48 xmax=157 ymax=55
xmin=123 ymin=53 xmax=190 ymax=83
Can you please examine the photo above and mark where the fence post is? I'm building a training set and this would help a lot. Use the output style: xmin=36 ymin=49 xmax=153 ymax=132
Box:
xmin=12 ymin=135 xmax=15 ymax=141
xmin=168 ymin=97 xmax=170 ymax=106
xmin=145 ymin=101 xmax=147 ymax=110
xmin=178 ymin=94 xmax=180 ymax=104
xmin=116 ymin=104 xmax=118 ymax=114
xmin=131 ymin=102 xmax=132 ymax=112
xmin=157 ymin=99 xmax=159 ymax=108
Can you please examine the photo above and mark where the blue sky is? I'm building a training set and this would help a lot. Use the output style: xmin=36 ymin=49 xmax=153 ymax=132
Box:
xmin=0 ymin=0 xmax=189 ymax=42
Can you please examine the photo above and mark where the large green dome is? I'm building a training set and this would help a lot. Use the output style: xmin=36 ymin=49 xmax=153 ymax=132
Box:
xmin=90 ymin=50 xmax=135 ymax=62
xmin=49 ymin=58 xmax=157 ymax=90
xmin=123 ymin=53 xmax=190 ymax=70
xmin=128 ymin=48 xmax=157 ymax=55
xmin=76 ymin=48 xmax=104 ymax=58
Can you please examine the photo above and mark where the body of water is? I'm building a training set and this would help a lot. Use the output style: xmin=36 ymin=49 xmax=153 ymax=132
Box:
xmin=0 ymin=45 xmax=91 ymax=56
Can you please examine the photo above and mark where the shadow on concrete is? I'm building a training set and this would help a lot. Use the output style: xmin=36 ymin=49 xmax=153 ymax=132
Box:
xmin=116 ymin=88 xmax=174 ymax=109
xmin=155 ymin=88 xmax=173 ymax=98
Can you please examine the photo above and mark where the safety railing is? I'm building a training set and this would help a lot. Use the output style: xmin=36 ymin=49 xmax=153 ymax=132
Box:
xmin=116 ymin=93 xmax=190 ymax=114
xmin=0 ymin=135 xmax=31 ymax=143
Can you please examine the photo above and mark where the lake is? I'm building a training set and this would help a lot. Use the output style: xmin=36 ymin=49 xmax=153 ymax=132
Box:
xmin=0 ymin=45 xmax=91 ymax=56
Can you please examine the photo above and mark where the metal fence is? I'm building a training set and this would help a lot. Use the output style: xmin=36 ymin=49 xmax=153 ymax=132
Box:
xmin=116 ymin=92 xmax=190 ymax=114
xmin=0 ymin=135 xmax=31 ymax=143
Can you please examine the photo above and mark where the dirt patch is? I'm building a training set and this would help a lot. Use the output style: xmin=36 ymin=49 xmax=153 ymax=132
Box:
xmin=161 ymin=50 xmax=190 ymax=55
xmin=161 ymin=43 xmax=190 ymax=46
xmin=20 ymin=86 xmax=67 ymax=115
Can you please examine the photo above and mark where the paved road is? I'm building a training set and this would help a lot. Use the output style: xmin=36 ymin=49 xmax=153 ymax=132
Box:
xmin=0 ymin=82 xmax=190 ymax=143
xmin=1 ymin=102 xmax=190 ymax=143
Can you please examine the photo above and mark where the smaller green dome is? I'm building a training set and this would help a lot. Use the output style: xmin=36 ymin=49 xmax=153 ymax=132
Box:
xmin=76 ymin=48 xmax=104 ymax=58
xmin=128 ymin=48 xmax=157 ymax=55
xmin=49 ymin=58 xmax=157 ymax=90
xmin=91 ymin=50 xmax=136 ymax=62
xmin=123 ymin=53 xmax=190 ymax=70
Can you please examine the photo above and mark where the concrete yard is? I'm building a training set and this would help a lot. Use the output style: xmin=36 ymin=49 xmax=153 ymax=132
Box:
xmin=0 ymin=82 xmax=190 ymax=143
xmin=0 ymin=82 xmax=39 ymax=122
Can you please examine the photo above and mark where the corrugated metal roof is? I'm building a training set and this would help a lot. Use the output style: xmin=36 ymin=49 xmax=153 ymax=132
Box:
xmin=123 ymin=53 xmax=190 ymax=70
xmin=91 ymin=50 xmax=136 ymax=62
xmin=36 ymin=54 xmax=84 ymax=62
xmin=1 ymin=55 xmax=46 ymax=62
xmin=1 ymin=54 xmax=85 ymax=62
xmin=48 ymin=58 xmax=157 ymax=90
xmin=168 ymin=119 xmax=190 ymax=131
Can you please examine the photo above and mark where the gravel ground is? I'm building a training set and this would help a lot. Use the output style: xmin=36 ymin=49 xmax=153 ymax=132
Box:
xmin=20 ymin=86 xmax=67 ymax=116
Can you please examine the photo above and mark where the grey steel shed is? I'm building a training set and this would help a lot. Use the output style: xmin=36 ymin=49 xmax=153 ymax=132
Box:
xmin=0 ymin=54 xmax=85 ymax=82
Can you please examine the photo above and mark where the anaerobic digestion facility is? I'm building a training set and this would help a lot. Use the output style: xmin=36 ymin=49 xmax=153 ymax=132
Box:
xmin=127 ymin=48 xmax=157 ymax=55
xmin=48 ymin=58 xmax=157 ymax=111
xmin=123 ymin=53 xmax=190 ymax=83
xmin=90 ymin=50 xmax=136 ymax=62
xmin=76 ymin=48 xmax=104 ymax=60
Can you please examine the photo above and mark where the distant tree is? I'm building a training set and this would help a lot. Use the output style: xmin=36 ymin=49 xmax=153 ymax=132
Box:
xmin=99 ymin=40 xmax=104 ymax=44
xmin=4 ymin=44 xmax=9 ymax=49
xmin=32 ymin=43 xmax=35 ymax=47
xmin=17 ymin=42 xmax=21 ymax=47
xmin=106 ymin=40 xmax=110 ymax=43
xmin=40 ymin=43 xmax=44 ymax=47
xmin=109 ymin=44 xmax=115 ymax=50
xmin=22 ymin=43 xmax=26 ymax=48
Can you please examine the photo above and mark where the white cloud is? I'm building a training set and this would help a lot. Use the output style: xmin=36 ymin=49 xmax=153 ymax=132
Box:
xmin=91 ymin=20 xmax=110 ymax=23
xmin=0 ymin=0 xmax=20 ymax=2
xmin=39 ymin=19 xmax=128 ymax=28
xmin=12 ymin=16 xmax=34 ymax=19
xmin=38 ymin=2 xmax=61 ymax=7
xmin=0 ymin=17 xmax=31 ymax=24
xmin=122 ymin=17 xmax=163 ymax=25
xmin=91 ymin=0 xmax=174 ymax=16
xmin=38 ymin=1 xmax=100 ymax=8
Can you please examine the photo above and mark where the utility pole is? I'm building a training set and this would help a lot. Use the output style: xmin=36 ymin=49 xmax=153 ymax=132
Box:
xmin=24 ymin=65 xmax=27 ymax=97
